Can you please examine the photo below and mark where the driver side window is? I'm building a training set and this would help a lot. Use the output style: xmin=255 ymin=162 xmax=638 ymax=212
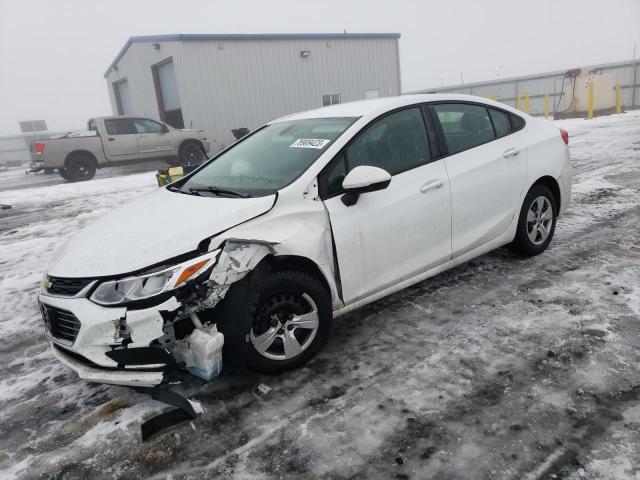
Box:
xmin=319 ymin=107 xmax=431 ymax=198
xmin=347 ymin=107 xmax=430 ymax=175
xmin=133 ymin=119 xmax=164 ymax=134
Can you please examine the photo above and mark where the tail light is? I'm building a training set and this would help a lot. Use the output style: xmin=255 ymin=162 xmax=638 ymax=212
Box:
xmin=34 ymin=143 xmax=46 ymax=155
xmin=559 ymin=128 xmax=569 ymax=145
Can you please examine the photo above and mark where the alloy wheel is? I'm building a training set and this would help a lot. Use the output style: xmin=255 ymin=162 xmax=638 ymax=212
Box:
xmin=526 ymin=196 xmax=553 ymax=245
xmin=250 ymin=292 xmax=319 ymax=361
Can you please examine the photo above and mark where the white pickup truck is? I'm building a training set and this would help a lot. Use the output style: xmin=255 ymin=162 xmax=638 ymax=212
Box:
xmin=30 ymin=116 xmax=210 ymax=181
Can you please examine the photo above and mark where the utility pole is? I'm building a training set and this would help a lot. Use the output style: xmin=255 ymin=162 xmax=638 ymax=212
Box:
xmin=632 ymin=42 xmax=638 ymax=108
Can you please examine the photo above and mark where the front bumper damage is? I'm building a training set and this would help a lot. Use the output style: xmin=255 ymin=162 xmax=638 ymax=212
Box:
xmin=52 ymin=344 xmax=165 ymax=387
xmin=40 ymin=239 xmax=276 ymax=388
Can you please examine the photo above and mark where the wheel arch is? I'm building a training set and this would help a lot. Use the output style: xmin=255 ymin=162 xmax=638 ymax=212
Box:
xmin=263 ymin=254 xmax=332 ymax=298
xmin=530 ymin=175 xmax=561 ymax=213
xmin=179 ymin=139 xmax=205 ymax=153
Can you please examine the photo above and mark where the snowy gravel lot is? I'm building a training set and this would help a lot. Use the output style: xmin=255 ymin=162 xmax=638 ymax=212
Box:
xmin=1 ymin=112 xmax=639 ymax=480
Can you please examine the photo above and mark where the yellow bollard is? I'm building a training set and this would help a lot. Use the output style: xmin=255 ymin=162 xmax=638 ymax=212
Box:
xmin=490 ymin=94 xmax=497 ymax=101
xmin=615 ymin=83 xmax=622 ymax=114
xmin=524 ymin=92 xmax=530 ymax=114
xmin=587 ymin=83 xmax=594 ymax=119
xmin=544 ymin=92 xmax=549 ymax=118
xmin=516 ymin=95 xmax=522 ymax=111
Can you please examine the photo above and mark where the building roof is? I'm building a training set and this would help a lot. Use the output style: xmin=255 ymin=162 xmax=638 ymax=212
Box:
xmin=104 ymin=32 xmax=402 ymax=78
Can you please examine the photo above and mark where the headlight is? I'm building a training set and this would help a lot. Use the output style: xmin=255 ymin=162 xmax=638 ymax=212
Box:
xmin=90 ymin=251 xmax=218 ymax=306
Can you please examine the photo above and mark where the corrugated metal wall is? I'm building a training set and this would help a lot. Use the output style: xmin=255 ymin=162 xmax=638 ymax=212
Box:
xmin=410 ymin=60 xmax=639 ymax=117
xmin=106 ymin=41 xmax=185 ymax=123
xmin=105 ymin=37 xmax=400 ymax=150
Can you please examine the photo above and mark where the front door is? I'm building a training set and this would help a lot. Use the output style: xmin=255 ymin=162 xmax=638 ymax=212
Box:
xmin=321 ymin=107 xmax=452 ymax=304
xmin=132 ymin=118 xmax=174 ymax=158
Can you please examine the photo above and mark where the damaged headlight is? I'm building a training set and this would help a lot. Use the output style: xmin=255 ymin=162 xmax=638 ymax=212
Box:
xmin=90 ymin=251 xmax=219 ymax=306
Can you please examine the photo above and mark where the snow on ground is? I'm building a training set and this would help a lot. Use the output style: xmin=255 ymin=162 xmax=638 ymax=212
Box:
xmin=0 ymin=112 xmax=639 ymax=479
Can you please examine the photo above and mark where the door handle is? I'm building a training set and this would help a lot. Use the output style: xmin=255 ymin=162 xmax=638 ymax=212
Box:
xmin=503 ymin=147 xmax=520 ymax=158
xmin=420 ymin=179 xmax=444 ymax=193
xmin=108 ymin=137 xmax=115 ymax=141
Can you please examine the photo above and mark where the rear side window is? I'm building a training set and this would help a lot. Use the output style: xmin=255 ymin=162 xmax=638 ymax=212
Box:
xmin=345 ymin=107 xmax=430 ymax=176
xmin=488 ymin=108 xmax=511 ymax=138
xmin=510 ymin=114 xmax=525 ymax=131
xmin=105 ymin=119 xmax=136 ymax=135
xmin=433 ymin=103 xmax=496 ymax=155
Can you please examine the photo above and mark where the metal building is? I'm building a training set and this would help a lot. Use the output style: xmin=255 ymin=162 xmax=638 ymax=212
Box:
xmin=409 ymin=59 xmax=639 ymax=117
xmin=104 ymin=33 xmax=401 ymax=151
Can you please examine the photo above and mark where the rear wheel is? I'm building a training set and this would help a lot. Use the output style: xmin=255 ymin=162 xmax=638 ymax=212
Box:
xmin=58 ymin=168 xmax=71 ymax=181
xmin=62 ymin=155 xmax=96 ymax=182
xmin=510 ymin=184 xmax=557 ymax=257
xmin=246 ymin=270 xmax=332 ymax=374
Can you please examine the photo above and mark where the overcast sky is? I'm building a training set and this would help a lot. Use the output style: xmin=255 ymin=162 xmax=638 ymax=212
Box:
xmin=1 ymin=0 xmax=638 ymax=134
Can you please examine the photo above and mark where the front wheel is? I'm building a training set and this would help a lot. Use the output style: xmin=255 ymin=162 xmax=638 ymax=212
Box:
xmin=509 ymin=184 xmax=557 ymax=257
xmin=178 ymin=141 xmax=205 ymax=166
xmin=246 ymin=270 xmax=332 ymax=374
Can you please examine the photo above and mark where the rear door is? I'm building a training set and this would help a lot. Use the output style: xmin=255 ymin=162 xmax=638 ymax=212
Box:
xmin=103 ymin=118 xmax=139 ymax=160
xmin=429 ymin=102 xmax=527 ymax=257
xmin=132 ymin=118 xmax=174 ymax=158
xmin=321 ymin=106 xmax=452 ymax=304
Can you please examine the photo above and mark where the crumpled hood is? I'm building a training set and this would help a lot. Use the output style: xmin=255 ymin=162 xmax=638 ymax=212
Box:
xmin=48 ymin=187 xmax=276 ymax=278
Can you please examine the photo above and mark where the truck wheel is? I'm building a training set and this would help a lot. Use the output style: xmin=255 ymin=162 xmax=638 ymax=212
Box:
xmin=179 ymin=141 xmax=205 ymax=165
xmin=64 ymin=155 xmax=96 ymax=182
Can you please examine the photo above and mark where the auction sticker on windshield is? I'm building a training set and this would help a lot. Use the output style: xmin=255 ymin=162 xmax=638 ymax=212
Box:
xmin=289 ymin=138 xmax=331 ymax=149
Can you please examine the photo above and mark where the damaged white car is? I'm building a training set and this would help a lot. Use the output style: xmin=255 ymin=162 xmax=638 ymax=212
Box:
xmin=38 ymin=94 xmax=571 ymax=388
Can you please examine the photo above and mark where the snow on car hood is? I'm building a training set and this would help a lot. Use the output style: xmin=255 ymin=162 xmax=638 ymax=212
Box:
xmin=47 ymin=187 xmax=276 ymax=278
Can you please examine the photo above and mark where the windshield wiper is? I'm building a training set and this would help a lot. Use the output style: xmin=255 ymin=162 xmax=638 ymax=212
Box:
xmin=188 ymin=186 xmax=252 ymax=198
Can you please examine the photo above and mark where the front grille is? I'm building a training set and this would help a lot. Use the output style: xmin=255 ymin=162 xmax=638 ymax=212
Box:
xmin=40 ymin=304 xmax=81 ymax=344
xmin=46 ymin=276 xmax=94 ymax=296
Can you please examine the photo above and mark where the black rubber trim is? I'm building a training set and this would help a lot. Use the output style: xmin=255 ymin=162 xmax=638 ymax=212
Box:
xmin=105 ymin=347 xmax=174 ymax=366
xmin=53 ymin=344 xmax=166 ymax=373
xmin=135 ymin=387 xmax=200 ymax=442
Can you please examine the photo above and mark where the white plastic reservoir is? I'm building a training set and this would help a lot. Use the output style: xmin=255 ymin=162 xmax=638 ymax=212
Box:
xmin=174 ymin=325 xmax=224 ymax=381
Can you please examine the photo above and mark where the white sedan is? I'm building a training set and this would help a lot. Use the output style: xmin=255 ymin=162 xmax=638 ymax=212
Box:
xmin=39 ymin=94 xmax=571 ymax=387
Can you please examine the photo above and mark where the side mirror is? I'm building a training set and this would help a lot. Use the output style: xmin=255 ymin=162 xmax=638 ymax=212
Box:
xmin=161 ymin=124 xmax=170 ymax=133
xmin=341 ymin=165 xmax=391 ymax=206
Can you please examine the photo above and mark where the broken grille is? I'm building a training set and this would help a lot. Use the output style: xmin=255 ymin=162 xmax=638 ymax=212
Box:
xmin=40 ymin=304 xmax=81 ymax=344
xmin=46 ymin=276 xmax=94 ymax=296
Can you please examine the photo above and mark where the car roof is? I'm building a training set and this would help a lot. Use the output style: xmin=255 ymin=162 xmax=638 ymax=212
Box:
xmin=272 ymin=94 xmax=519 ymax=123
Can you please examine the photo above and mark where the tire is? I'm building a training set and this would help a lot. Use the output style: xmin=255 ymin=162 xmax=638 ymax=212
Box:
xmin=58 ymin=168 xmax=71 ymax=181
xmin=244 ymin=270 xmax=332 ymax=374
xmin=178 ymin=141 xmax=205 ymax=166
xmin=509 ymin=184 xmax=558 ymax=257
xmin=63 ymin=155 xmax=96 ymax=182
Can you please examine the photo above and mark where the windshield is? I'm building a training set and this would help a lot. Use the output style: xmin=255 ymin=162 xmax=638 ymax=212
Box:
xmin=178 ymin=117 xmax=357 ymax=197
